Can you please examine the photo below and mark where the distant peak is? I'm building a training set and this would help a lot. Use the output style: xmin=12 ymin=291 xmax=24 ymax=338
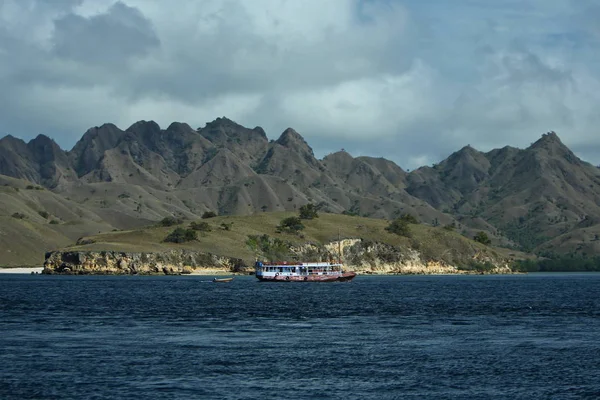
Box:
xmin=544 ymin=131 xmax=560 ymax=140
xmin=98 ymin=122 xmax=118 ymax=130
xmin=275 ymin=128 xmax=314 ymax=155
xmin=445 ymin=144 xmax=483 ymax=163
xmin=0 ymin=134 xmax=26 ymax=145
xmin=203 ymin=116 xmax=240 ymax=128
xmin=126 ymin=120 xmax=161 ymax=133
xmin=531 ymin=131 xmax=564 ymax=148
xmin=277 ymin=128 xmax=302 ymax=141
xmin=325 ymin=150 xmax=354 ymax=161
xmin=528 ymin=131 xmax=580 ymax=163
xmin=457 ymin=144 xmax=480 ymax=154
xmin=30 ymin=133 xmax=55 ymax=144
xmin=252 ymin=126 xmax=267 ymax=139
xmin=28 ymin=134 xmax=64 ymax=153
xmin=166 ymin=122 xmax=194 ymax=133
xmin=528 ymin=131 xmax=572 ymax=155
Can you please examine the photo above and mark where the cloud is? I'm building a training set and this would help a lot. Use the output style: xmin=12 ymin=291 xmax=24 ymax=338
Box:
xmin=0 ymin=0 xmax=599 ymax=170
xmin=52 ymin=1 xmax=160 ymax=64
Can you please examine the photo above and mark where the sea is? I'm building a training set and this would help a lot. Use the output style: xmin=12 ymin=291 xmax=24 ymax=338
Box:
xmin=1 ymin=273 xmax=600 ymax=400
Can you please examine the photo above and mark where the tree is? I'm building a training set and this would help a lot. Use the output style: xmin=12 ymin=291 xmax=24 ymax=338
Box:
xmin=399 ymin=213 xmax=419 ymax=224
xmin=158 ymin=216 xmax=183 ymax=227
xmin=201 ymin=211 xmax=217 ymax=219
xmin=277 ymin=216 xmax=305 ymax=234
xmin=473 ymin=231 xmax=491 ymax=245
xmin=164 ymin=228 xmax=197 ymax=243
xmin=299 ymin=203 xmax=319 ymax=220
xmin=385 ymin=218 xmax=412 ymax=237
xmin=246 ymin=234 xmax=292 ymax=261
xmin=189 ymin=221 xmax=211 ymax=232
xmin=443 ymin=222 xmax=456 ymax=231
xmin=220 ymin=222 xmax=233 ymax=231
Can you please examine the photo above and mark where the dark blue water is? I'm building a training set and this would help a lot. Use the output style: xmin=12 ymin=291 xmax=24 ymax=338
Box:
xmin=1 ymin=274 xmax=600 ymax=399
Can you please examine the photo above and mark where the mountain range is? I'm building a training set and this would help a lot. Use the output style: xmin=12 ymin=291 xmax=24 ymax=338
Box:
xmin=2 ymin=117 xmax=600 ymax=265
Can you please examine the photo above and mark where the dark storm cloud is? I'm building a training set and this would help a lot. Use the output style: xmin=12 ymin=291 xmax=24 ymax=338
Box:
xmin=51 ymin=1 xmax=159 ymax=64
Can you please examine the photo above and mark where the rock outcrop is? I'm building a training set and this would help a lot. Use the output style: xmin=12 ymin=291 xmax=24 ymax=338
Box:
xmin=291 ymin=238 xmax=513 ymax=275
xmin=43 ymin=249 xmax=249 ymax=275
xmin=42 ymin=236 xmax=513 ymax=275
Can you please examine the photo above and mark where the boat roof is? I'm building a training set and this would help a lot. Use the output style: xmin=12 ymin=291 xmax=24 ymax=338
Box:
xmin=256 ymin=262 xmax=342 ymax=267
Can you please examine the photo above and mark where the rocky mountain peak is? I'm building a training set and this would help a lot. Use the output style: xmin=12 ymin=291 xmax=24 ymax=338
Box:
xmin=275 ymin=128 xmax=314 ymax=155
xmin=323 ymin=150 xmax=354 ymax=163
xmin=27 ymin=134 xmax=63 ymax=157
xmin=75 ymin=123 xmax=122 ymax=145
xmin=530 ymin=131 xmax=567 ymax=151
xmin=70 ymin=123 xmax=125 ymax=177
xmin=200 ymin=117 xmax=266 ymax=143
xmin=166 ymin=122 xmax=195 ymax=134
xmin=0 ymin=135 xmax=28 ymax=159
xmin=201 ymin=116 xmax=243 ymax=131
xmin=126 ymin=120 xmax=161 ymax=137
xmin=252 ymin=126 xmax=268 ymax=139
xmin=528 ymin=131 xmax=580 ymax=164
xmin=441 ymin=143 xmax=488 ymax=170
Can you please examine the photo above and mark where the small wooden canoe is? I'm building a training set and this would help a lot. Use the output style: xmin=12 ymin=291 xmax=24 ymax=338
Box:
xmin=213 ymin=277 xmax=234 ymax=283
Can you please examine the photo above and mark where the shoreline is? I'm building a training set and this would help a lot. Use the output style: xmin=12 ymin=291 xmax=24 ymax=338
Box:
xmin=0 ymin=267 xmax=43 ymax=274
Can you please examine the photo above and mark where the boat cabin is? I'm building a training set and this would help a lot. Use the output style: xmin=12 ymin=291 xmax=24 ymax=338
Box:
xmin=254 ymin=261 xmax=344 ymax=277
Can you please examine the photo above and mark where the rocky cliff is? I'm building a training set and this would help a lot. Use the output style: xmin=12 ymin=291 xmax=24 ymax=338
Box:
xmin=43 ymin=249 xmax=249 ymax=275
xmin=42 ymin=236 xmax=513 ymax=275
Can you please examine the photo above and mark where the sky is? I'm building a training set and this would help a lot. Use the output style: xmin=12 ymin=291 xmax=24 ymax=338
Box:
xmin=1 ymin=0 xmax=599 ymax=170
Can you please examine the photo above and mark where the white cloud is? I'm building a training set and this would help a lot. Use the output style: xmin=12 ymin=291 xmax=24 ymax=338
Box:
xmin=279 ymin=60 xmax=438 ymax=140
xmin=0 ymin=0 xmax=599 ymax=169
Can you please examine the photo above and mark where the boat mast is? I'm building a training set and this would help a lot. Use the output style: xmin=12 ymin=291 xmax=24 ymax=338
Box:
xmin=338 ymin=228 xmax=342 ymax=268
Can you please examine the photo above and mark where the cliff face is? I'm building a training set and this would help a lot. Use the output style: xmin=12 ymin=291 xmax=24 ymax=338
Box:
xmin=43 ymin=249 xmax=249 ymax=275
xmin=292 ymin=238 xmax=512 ymax=275
xmin=43 ymin=238 xmax=513 ymax=275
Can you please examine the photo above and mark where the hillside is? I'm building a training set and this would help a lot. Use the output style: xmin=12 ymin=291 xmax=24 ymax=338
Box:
xmin=406 ymin=132 xmax=600 ymax=255
xmin=50 ymin=212 xmax=522 ymax=274
xmin=2 ymin=117 xmax=600 ymax=265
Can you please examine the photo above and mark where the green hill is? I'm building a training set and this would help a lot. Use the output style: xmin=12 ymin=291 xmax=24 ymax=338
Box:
xmin=59 ymin=212 xmax=525 ymax=273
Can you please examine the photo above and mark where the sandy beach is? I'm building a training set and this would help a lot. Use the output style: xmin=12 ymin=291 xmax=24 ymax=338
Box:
xmin=0 ymin=267 xmax=43 ymax=274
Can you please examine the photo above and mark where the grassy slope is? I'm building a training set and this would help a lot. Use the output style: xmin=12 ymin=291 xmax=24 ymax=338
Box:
xmin=0 ymin=176 xmax=114 ymax=266
xmin=66 ymin=212 xmax=526 ymax=266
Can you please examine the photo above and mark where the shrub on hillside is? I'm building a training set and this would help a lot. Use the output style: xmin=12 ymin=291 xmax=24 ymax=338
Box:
xmin=385 ymin=218 xmax=412 ymax=237
xmin=299 ymin=203 xmax=319 ymax=220
xmin=11 ymin=212 xmax=27 ymax=219
xmin=38 ymin=210 xmax=49 ymax=219
xmin=164 ymin=227 xmax=197 ymax=243
xmin=276 ymin=216 xmax=305 ymax=234
xmin=158 ymin=216 xmax=183 ymax=227
xmin=398 ymin=213 xmax=419 ymax=224
xmin=190 ymin=221 xmax=211 ymax=232
xmin=246 ymin=234 xmax=292 ymax=261
xmin=443 ymin=222 xmax=456 ymax=231
xmin=220 ymin=222 xmax=234 ymax=231
xmin=201 ymin=211 xmax=217 ymax=219
xmin=473 ymin=231 xmax=491 ymax=245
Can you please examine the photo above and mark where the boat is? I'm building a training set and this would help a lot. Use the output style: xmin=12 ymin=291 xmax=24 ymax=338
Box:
xmin=254 ymin=261 xmax=356 ymax=282
xmin=213 ymin=277 xmax=234 ymax=283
